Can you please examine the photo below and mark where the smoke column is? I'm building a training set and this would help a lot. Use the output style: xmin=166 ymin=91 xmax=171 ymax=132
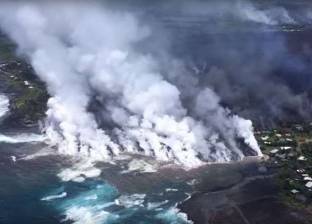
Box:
xmin=0 ymin=94 xmax=9 ymax=118
xmin=159 ymin=0 xmax=312 ymax=128
xmin=0 ymin=1 xmax=262 ymax=167
xmin=176 ymin=0 xmax=295 ymax=26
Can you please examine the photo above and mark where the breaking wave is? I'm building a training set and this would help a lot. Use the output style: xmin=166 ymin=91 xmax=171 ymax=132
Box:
xmin=0 ymin=133 xmax=46 ymax=143
xmin=0 ymin=94 xmax=45 ymax=144
xmin=43 ymin=180 xmax=192 ymax=224
xmin=41 ymin=192 xmax=67 ymax=201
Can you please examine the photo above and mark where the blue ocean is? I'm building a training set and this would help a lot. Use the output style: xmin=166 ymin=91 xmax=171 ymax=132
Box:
xmin=0 ymin=141 xmax=194 ymax=224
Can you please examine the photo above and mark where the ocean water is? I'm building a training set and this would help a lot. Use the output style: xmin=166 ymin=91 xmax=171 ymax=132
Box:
xmin=0 ymin=140 xmax=193 ymax=224
xmin=0 ymin=94 xmax=192 ymax=224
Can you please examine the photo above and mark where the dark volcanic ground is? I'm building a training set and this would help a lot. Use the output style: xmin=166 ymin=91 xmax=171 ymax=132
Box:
xmin=93 ymin=158 xmax=312 ymax=224
xmin=176 ymin=160 xmax=311 ymax=224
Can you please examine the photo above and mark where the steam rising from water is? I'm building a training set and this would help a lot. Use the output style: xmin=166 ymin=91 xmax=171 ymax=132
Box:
xmin=0 ymin=94 xmax=9 ymax=118
xmin=0 ymin=2 xmax=262 ymax=166
xmin=177 ymin=0 xmax=295 ymax=26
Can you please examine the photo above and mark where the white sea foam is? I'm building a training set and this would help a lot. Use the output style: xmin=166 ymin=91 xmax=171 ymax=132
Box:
xmin=65 ymin=206 xmax=114 ymax=224
xmin=0 ymin=133 xmax=46 ymax=144
xmin=0 ymin=95 xmax=46 ymax=149
xmin=10 ymin=155 xmax=16 ymax=162
xmin=84 ymin=194 xmax=98 ymax=201
xmin=147 ymin=200 xmax=169 ymax=210
xmin=58 ymin=167 xmax=101 ymax=182
xmin=165 ymin=188 xmax=179 ymax=192
xmin=41 ymin=192 xmax=67 ymax=201
xmin=186 ymin=179 xmax=198 ymax=186
xmin=20 ymin=147 xmax=55 ymax=160
xmin=115 ymin=194 xmax=146 ymax=208
xmin=121 ymin=159 xmax=158 ymax=174
xmin=156 ymin=207 xmax=193 ymax=224
xmin=58 ymin=160 xmax=101 ymax=182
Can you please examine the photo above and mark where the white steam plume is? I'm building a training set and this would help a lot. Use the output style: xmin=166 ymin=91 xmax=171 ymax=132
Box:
xmin=237 ymin=1 xmax=295 ymax=25
xmin=0 ymin=94 xmax=9 ymax=119
xmin=0 ymin=2 xmax=261 ymax=167
xmin=178 ymin=0 xmax=295 ymax=26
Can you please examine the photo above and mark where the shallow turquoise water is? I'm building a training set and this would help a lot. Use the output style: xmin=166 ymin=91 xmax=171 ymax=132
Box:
xmin=46 ymin=179 xmax=191 ymax=224
xmin=0 ymin=142 xmax=192 ymax=224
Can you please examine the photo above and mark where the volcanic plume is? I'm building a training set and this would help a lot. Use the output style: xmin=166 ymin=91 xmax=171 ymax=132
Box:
xmin=0 ymin=1 xmax=263 ymax=166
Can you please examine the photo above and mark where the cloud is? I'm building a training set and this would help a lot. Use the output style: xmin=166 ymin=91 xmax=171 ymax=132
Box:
xmin=0 ymin=1 xmax=262 ymax=167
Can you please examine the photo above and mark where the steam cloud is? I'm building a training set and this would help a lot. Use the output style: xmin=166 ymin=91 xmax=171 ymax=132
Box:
xmin=160 ymin=0 xmax=312 ymax=128
xmin=0 ymin=1 xmax=264 ymax=167
xmin=175 ymin=0 xmax=295 ymax=26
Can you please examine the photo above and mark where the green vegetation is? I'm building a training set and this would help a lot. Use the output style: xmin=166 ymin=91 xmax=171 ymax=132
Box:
xmin=256 ymin=124 xmax=312 ymax=215
xmin=0 ymin=36 xmax=16 ymax=60
xmin=13 ymin=85 xmax=48 ymax=123
xmin=0 ymin=60 xmax=49 ymax=125
xmin=0 ymin=34 xmax=49 ymax=126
